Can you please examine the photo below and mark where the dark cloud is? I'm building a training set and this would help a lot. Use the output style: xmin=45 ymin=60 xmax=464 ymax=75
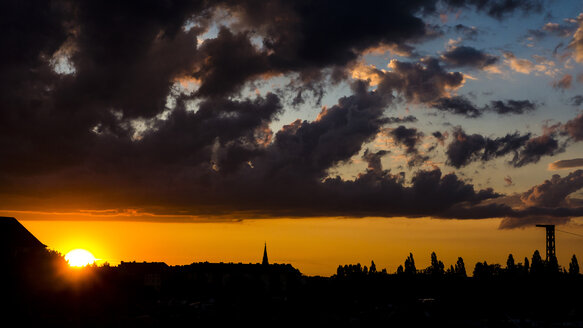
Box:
xmin=498 ymin=216 xmax=571 ymax=229
xmin=445 ymin=128 xmax=535 ymax=168
xmin=389 ymin=126 xmax=428 ymax=167
xmin=192 ymin=28 xmax=271 ymax=98
xmin=510 ymin=134 xmax=563 ymax=167
xmin=0 ymin=0 xmax=578 ymax=226
xmin=571 ymin=95 xmax=583 ymax=107
xmin=258 ymin=81 xmax=390 ymax=181
xmin=433 ymin=96 xmax=482 ymax=117
xmin=223 ymin=0 xmax=436 ymax=72
xmin=432 ymin=96 xmax=537 ymax=117
xmin=377 ymin=58 xmax=464 ymax=103
xmin=433 ymin=131 xmax=445 ymax=139
xmin=453 ymin=24 xmax=479 ymax=40
xmin=521 ymin=170 xmax=583 ymax=207
xmin=362 ymin=149 xmax=389 ymax=174
xmin=385 ymin=116 xmax=418 ymax=124
xmin=549 ymin=158 xmax=583 ymax=170
xmin=432 ymin=131 xmax=449 ymax=146
xmin=69 ymin=0 xmax=209 ymax=118
xmin=563 ymin=113 xmax=583 ymax=141
xmin=390 ymin=126 xmax=425 ymax=155
xmin=446 ymin=128 xmax=490 ymax=167
xmin=443 ymin=0 xmax=543 ymax=20
xmin=488 ymin=99 xmax=536 ymax=114
xmin=441 ymin=46 xmax=498 ymax=69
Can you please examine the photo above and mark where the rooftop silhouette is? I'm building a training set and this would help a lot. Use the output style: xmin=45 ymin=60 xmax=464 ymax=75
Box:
xmin=0 ymin=216 xmax=46 ymax=256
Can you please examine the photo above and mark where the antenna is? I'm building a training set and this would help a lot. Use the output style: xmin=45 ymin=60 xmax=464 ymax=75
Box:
xmin=536 ymin=224 xmax=555 ymax=262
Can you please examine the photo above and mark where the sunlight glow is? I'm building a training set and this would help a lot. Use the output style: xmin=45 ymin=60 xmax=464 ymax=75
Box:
xmin=65 ymin=249 xmax=96 ymax=267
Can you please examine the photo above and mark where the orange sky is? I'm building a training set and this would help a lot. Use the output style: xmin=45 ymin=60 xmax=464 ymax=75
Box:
xmin=14 ymin=216 xmax=583 ymax=276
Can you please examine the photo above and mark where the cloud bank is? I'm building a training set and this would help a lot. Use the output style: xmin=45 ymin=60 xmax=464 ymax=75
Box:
xmin=0 ymin=0 xmax=581 ymax=229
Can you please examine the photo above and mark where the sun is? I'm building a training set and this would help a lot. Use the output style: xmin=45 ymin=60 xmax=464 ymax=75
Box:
xmin=65 ymin=249 xmax=96 ymax=267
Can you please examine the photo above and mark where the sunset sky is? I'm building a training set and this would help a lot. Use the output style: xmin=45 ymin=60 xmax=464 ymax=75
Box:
xmin=2 ymin=0 xmax=583 ymax=276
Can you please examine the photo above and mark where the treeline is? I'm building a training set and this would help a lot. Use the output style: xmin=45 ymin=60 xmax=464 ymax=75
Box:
xmin=335 ymin=250 xmax=580 ymax=279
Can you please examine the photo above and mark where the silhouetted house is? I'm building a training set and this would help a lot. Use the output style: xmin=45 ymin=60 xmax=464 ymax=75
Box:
xmin=0 ymin=217 xmax=46 ymax=259
xmin=175 ymin=262 xmax=302 ymax=293
xmin=262 ymin=243 xmax=269 ymax=266
xmin=118 ymin=261 xmax=168 ymax=291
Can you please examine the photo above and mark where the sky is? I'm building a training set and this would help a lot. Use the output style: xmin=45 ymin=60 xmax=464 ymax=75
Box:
xmin=2 ymin=0 xmax=583 ymax=276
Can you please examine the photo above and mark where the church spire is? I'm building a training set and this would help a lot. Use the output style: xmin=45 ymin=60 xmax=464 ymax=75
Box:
xmin=262 ymin=242 xmax=269 ymax=265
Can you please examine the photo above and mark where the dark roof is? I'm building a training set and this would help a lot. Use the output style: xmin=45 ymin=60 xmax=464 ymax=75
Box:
xmin=0 ymin=217 xmax=46 ymax=250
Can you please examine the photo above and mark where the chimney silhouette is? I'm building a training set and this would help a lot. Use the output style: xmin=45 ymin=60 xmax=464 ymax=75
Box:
xmin=262 ymin=242 xmax=269 ymax=265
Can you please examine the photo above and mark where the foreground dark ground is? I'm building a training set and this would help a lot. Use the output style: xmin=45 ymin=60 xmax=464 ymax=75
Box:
xmin=2 ymin=249 xmax=583 ymax=328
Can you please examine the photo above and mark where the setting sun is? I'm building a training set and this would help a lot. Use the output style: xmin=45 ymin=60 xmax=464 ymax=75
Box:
xmin=65 ymin=249 xmax=96 ymax=267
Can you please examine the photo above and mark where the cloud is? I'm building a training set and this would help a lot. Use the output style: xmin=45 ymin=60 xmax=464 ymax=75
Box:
xmin=498 ymin=216 xmax=571 ymax=229
xmin=552 ymin=74 xmax=573 ymax=89
xmin=362 ymin=149 xmax=389 ymax=174
xmin=445 ymin=128 xmax=531 ymax=168
xmin=488 ymin=100 xmax=536 ymax=114
xmin=443 ymin=0 xmax=542 ymax=20
xmin=388 ymin=126 xmax=428 ymax=167
xmin=453 ymin=24 xmax=479 ymax=40
xmin=511 ymin=134 xmax=563 ymax=167
xmin=385 ymin=115 xmax=418 ymax=124
xmin=503 ymin=52 xmax=534 ymax=74
xmin=377 ymin=58 xmax=464 ymax=103
xmin=549 ymin=158 xmax=583 ymax=170
xmin=571 ymin=95 xmax=583 ymax=106
xmin=350 ymin=62 xmax=385 ymax=86
xmin=433 ymin=96 xmax=482 ymax=117
xmin=192 ymin=28 xmax=272 ymax=98
xmin=445 ymin=127 xmax=563 ymax=168
xmin=568 ymin=13 xmax=583 ymax=62
xmin=432 ymin=96 xmax=536 ymax=117
xmin=223 ymin=0 xmax=436 ymax=73
xmin=521 ymin=170 xmax=583 ymax=207
xmin=0 ymin=0 xmax=579 ymax=226
xmin=542 ymin=22 xmax=577 ymax=38
xmin=563 ymin=113 xmax=583 ymax=141
xmin=441 ymin=169 xmax=583 ymax=228
xmin=441 ymin=46 xmax=498 ymax=69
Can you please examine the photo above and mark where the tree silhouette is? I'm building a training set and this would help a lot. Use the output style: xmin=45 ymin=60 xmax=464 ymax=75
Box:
xmin=473 ymin=261 xmax=486 ymax=279
xmin=369 ymin=260 xmax=376 ymax=274
xmin=547 ymin=255 xmax=559 ymax=274
xmin=455 ymin=257 xmax=466 ymax=277
xmin=524 ymin=257 xmax=530 ymax=273
xmin=473 ymin=261 xmax=501 ymax=279
xmin=427 ymin=252 xmax=444 ymax=277
xmin=396 ymin=265 xmax=404 ymax=275
xmin=530 ymin=250 xmax=543 ymax=275
xmin=404 ymin=253 xmax=416 ymax=275
xmin=569 ymin=254 xmax=579 ymax=275
xmin=506 ymin=254 xmax=515 ymax=271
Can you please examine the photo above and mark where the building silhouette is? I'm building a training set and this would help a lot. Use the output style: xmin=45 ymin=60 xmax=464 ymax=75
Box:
xmin=0 ymin=216 xmax=46 ymax=259
xmin=262 ymin=242 xmax=269 ymax=265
